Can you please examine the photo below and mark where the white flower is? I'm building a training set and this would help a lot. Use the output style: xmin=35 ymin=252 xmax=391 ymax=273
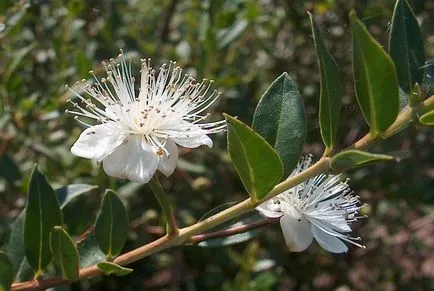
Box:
xmin=257 ymin=156 xmax=365 ymax=253
xmin=66 ymin=50 xmax=226 ymax=183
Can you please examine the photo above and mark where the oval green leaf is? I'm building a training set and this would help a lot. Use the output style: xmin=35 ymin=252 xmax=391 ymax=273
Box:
xmin=0 ymin=252 xmax=13 ymax=291
xmin=77 ymin=232 xmax=106 ymax=268
xmin=389 ymin=0 xmax=425 ymax=93
xmin=24 ymin=165 xmax=63 ymax=276
xmin=94 ymin=190 xmax=128 ymax=259
xmin=252 ymin=73 xmax=306 ymax=177
xmin=225 ymin=114 xmax=283 ymax=201
xmin=308 ymin=12 xmax=342 ymax=152
xmin=419 ymin=111 xmax=434 ymax=125
xmin=350 ymin=11 xmax=399 ymax=134
xmin=97 ymin=262 xmax=133 ymax=276
xmin=50 ymin=226 xmax=79 ymax=280
xmin=331 ymin=150 xmax=394 ymax=172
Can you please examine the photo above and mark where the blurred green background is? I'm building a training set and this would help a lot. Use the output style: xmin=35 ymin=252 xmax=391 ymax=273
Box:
xmin=1 ymin=0 xmax=434 ymax=290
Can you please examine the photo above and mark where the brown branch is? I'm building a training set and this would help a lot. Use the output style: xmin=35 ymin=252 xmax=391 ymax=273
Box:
xmin=189 ymin=217 xmax=278 ymax=244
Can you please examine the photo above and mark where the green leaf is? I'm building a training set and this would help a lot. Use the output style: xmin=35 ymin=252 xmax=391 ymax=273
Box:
xmin=55 ymin=184 xmax=98 ymax=208
xmin=217 ymin=19 xmax=248 ymax=49
xmin=0 ymin=155 xmax=22 ymax=186
xmin=196 ymin=203 xmax=266 ymax=248
xmin=77 ymin=233 xmax=105 ymax=268
xmin=50 ymin=226 xmax=79 ymax=280
xmin=0 ymin=252 xmax=13 ymax=291
xmin=225 ymin=114 xmax=283 ymax=201
xmin=94 ymin=190 xmax=128 ymax=259
xmin=97 ymin=262 xmax=133 ymax=276
xmin=419 ymin=111 xmax=434 ymax=125
xmin=308 ymin=12 xmax=342 ymax=152
xmin=350 ymin=11 xmax=399 ymax=134
xmin=24 ymin=165 xmax=63 ymax=276
xmin=252 ymin=73 xmax=306 ymax=177
xmin=389 ymin=0 xmax=425 ymax=93
xmin=331 ymin=150 xmax=394 ymax=172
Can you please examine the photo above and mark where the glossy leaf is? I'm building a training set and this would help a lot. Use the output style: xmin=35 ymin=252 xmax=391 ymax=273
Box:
xmin=225 ymin=114 xmax=283 ymax=201
xmin=308 ymin=12 xmax=342 ymax=151
xmin=197 ymin=203 xmax=267 ymax=248
xmin=350 ymin=11 xmax=399 ymax=134
xmin=97 ymin=262 xmax=133 ymax=276
xmin=24 ymin=165 xmax=63 ymax=276
xmin=55 ymin=184 xmax=98 ymax=208
xmin=0 ymin=252 xmax=13 ymax=291
xmin=50 ymin=226 xmax=79 ymax=280
xmin=389 ymin=0 xmax=425 ymax=93
xmin=331 ymin=150 xmax=394 ymax=172
xmin=252 ymin=73 xmax=306 ymax=177
xmin=94 ymin=190 xmax=128 ymax=259
xmin=419 ymin=111 xmax=434 ymax=125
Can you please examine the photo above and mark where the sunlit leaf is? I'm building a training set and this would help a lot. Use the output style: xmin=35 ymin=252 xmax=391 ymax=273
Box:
xmin=97 ymin=262 xmax=133 ymax=276
xmin=225 ymin=114 xmax=283 ymax=201
xmin=419 ymin=111 xmax=434 ymax=125
xmin=350 ymin=11 xmax=399 ymax=134
xmin=331 ymin=150 xmax=394 ymax=172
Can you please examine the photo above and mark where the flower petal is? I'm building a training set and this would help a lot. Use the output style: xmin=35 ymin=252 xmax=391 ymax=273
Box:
xmin=71 ymin=124 xmax=126 ymax=162
xmin=169 ymin=122 xmax=213 ymax=148
xmin=311 ymin=225 xmax=348 ymax=253
xmin=280 ymin=212 xmax=313 ymax=252
xmin=157 ymin=139 xmax=179 ymax=177
xmin=102 ymin=135 xmax=159 ymax=183
xmin=256 ymin=200 xmax=284 ymax=218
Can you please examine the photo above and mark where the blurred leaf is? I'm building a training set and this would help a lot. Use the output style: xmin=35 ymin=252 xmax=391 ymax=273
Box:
xmin=0 ymin=252 xmax=13 ymax=291
xmin=97 ymin=262 xmax=133 ymax=276
xmin=197 ymin=203 xmax=266 ymax=248
xmin=225 ymin=114 xmax=283 ymax=202
xmin=331 ymin=150 xmax=394 ymax=172
xmin=350 ymin=11 xmax=399 ymax=134
xmin=24 ymin=166 xmax=63 ymax=276
xmin=6 ymin=212 xmax=32 ymax=282
xmin=252 ymin=73 xmax=306 ymax=177
xmin=55 ymin=184 xmax=98 ymax=208
xmin=389 ymin=0 xmax=425 ymax=93
xmin=419 ymin=111 xmax=434 ymax=125
xmin=94 ymin=190 xmax=128 ymax=259
xmin=308 ymin=12 xmax=341 ymax=152
xmin=5 ymin=42 xmax=37 ymax=83
xmin=77 ymin=233 xmax=105 ymax=268
xmin=399 ymin=88 xmax=409 ymax=110
xmin=250 ymin=271 xmax=278 ymax=291
xmin=0 ymin=154 xmax=21 ymax=185
xmin=50 ymin=226 xmax=79 ymax=280
xmin=217 ymin=19 xmax=248 ymax=49
xmin=76 ymin=51 xmax=92 ymax=77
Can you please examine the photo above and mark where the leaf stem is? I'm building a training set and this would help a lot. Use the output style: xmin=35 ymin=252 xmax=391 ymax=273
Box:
xmin=148 ymin=175 xmax=179 ymax=237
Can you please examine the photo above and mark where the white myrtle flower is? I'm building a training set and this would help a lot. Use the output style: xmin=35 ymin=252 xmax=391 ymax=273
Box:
xmin=257 ymin=156 xmax=365 ymax=253
xmin=66 ymin=50 xmax=226 ymax=183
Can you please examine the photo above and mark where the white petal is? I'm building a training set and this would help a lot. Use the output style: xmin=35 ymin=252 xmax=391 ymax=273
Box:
xmin=280 ymin=211 xmax=313 ymax=252
xmin=102 ymin=135 xmax=159 ymax=183
xmin=256 ymin=200 xmax=284 ymax=218
xmin=71 ymin=123 xmax=126 ymax=162
xmin=312 ymin=225 xmax=348 ymax=253
xmin=170 ymin=122 xmax=213 ymax=148
xmin=157 ymin=139 xmax=179 ymax=177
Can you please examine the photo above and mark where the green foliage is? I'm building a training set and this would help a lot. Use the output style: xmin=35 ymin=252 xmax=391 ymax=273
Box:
xmin=331 ymin=150 xmax=394 ymax=172
xmin=97 ymin=262 xmax=133 ymax=276
xmin=77 ymin=233 xmax=105 ymax=268
xmin=308 ymin=12 xmax=342 ymax=152
xmin=55 ymin=184 xmax=99 ymax=208
xmin=350 ymin=11 xmax=399 ymax=135
xmin=0 ymin=252 xmax=13 ymax=291
xmin=24 ymin=166 xmax=63 ymax=276
xmin=197 ymin=203 xmax=266 ymax=247
xmin=389 ymin=0 xmax=425 ymax=93
xmin=252 ymin=73 xmax=306 ymax=176
xmin=50 ymin=226 xmax=79 ymax=280
xmin=94 ymin=190 xmax=128 ymax=259
xmin=419 ymin=111 xmax=434 ymax=125
xmin=225 ymin=114 xmax=283 ymax=201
